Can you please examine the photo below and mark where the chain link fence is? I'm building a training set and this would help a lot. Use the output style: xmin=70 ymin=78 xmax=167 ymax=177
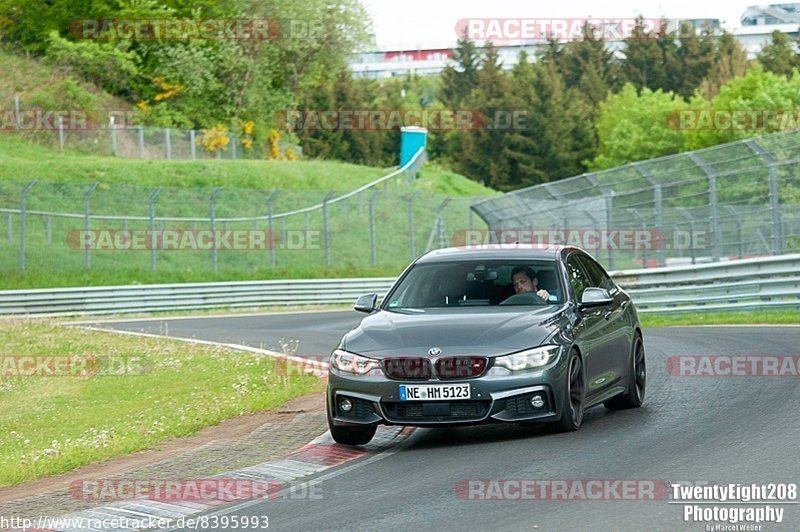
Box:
xmin=471 ymin=131 xmax=800 ymax=269
xmin=1 ymin=94 xmax=297 ymax=160
xmin=0 ymin=150 xmax=492 ymax=284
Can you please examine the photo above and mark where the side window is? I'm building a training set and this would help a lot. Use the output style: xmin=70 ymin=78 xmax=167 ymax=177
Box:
xmin=565 ymin=255 xmax=591 ymax=302
xmin=578 ymin=255 xmax=615 ymax=292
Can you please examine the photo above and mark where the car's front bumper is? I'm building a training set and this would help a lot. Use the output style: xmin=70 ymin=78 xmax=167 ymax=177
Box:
xmin=327 ymin=358 xmax=569 ymax=427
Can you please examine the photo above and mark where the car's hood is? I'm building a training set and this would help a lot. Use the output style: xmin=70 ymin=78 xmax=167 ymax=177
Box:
xmin=342 ymin=305 xmax=570 ymax=357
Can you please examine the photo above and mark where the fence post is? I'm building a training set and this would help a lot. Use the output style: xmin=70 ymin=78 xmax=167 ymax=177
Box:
xmin=58 ymin=116 xmax=64 ymax=151
xmin=164 ymin=128 xmax=172 ymax=160
xmin=688 ymin=153 xmax=721 ymax=261
xmin=83 ymin=183 xmax=99 ymax=270
xmin=190 ymin=130 xmax=196 ymax=160
xmin=209 ymin=188 xmax=222 ymax=271
xmin=584 ymin=173 xmax=616 ymax=270
xmin=323 ymin=191 xmax=335 ymax=267
xmin=634 ymin=163 xmax=665 ymax=267
xmin=627 ymin=208 xmax=649 ymax=268
xmin=425 ymin=198 xmax=451 ymax=252
xmin=267 ymin=190 xmax=278 ymax=267
xmin=231 ymin=134 xmax=237 ymax=160
xmin=408 ymin=192 xmax=419 ymax=260
xmin=110 ymin=116 xmax=118 ymax=156
xmin=677 ymin=208 xmax=697 ymax=265
xmin=46 ymin=215 xmax=52 ymax=244
xmin=13 ymin=94 xmax=20 ymax=129
xmin=745 ymin=140 xmax=784 ymax=255
xmin=724 ymin=205 xmax=743 ymax=260
xmin=19 ymin=180 xmax=37 ymax=271
xmin=369 ymin=190 xmax=379 ymax=266
xmin=138 ymin=126 xmax=145 ymax=158
xmin=148 ymin=188 xmax=162 ymax=271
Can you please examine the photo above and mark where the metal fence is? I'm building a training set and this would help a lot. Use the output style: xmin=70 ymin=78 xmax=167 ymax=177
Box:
xmin=2 ymin=94 xmax=298 ymax=160
xmin=0 ymin=148 xmax=491 ymax=279
xmin=2 ymin=253 xmax=798 ymax=316
xmin=471 ymin=131 xmax=800 ymax=270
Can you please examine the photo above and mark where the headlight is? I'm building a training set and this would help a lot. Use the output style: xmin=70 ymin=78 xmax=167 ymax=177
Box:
xmin=330 ymin=349 xmax=383 ymax=376
xmin=492 ymin=345 xmax=560 ymax=372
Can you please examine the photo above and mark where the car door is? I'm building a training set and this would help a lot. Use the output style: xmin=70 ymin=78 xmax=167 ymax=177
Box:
xmin=576 ymin=253 xmax=631 ymax=394
xmin=565 ymin=253 xmax=610 ymax=400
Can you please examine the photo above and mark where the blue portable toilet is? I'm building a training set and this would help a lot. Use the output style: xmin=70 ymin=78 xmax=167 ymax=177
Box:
xmin=400 ymin=126 xmax=428 ymax=167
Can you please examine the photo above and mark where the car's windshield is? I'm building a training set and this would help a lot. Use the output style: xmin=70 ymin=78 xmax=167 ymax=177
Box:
xmin=383 ymin=259 xmax=562 ymax=310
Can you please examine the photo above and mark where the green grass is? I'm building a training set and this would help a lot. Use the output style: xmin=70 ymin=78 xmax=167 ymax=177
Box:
xmin=0 ymin=47 xmax=126 ymax=115
xmin=0 ymin=319 xmax=323 ymax=487
xmin=0 ymin=136 xmax=497 ymax=289
xmin=640 ymin=309 xmax=800 ymax=328
xmin=0 ymin=134 xmax=496 ymax=194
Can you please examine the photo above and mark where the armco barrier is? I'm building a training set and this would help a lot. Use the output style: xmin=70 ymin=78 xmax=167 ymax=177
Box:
xmin=0 ymin=254 xmax=798 ymax=316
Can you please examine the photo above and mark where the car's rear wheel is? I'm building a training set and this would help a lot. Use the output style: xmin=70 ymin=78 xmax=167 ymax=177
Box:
xmin=554 ymin=350 xmax=584 ymax=432
xmin=604 ymin=334 xmax=646 ymax=410
xmin=327 ymin=399 xmax=377 ymax=446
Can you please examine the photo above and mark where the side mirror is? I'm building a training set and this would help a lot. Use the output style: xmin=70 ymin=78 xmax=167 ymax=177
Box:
xmin=579 ymin=287 xmax=613 ymax=308
xmin=354 ymin=293 xmax=378 ymax=313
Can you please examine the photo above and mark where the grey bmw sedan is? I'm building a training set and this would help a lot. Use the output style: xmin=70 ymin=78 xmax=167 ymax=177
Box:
xmin=327 ymin=245 xmax=646 ymax=446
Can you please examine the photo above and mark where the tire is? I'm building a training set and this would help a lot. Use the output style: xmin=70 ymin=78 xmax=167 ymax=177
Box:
xmin=327 ymin=399 xmax=377 ymax=446
xmin=604 ymin=334 xmax=646 ymax=410
xmin=554 ymin=350 xmax=585 ymax=432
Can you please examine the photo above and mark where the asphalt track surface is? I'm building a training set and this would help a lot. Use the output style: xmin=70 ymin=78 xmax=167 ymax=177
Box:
xmin=91 ymin=313 xmax=800 ymax=531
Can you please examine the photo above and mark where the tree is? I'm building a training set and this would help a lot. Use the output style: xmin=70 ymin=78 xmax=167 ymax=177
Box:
xmin=559 ymin=24 xmax=621 ymax=107
xmin=685 ymin=65 xmax=800 ymax=150
xmin=621 ymin=18 xmax=680 ymax=93
xmin=439 ymin=33 xmax=481 ymax=109
xmin=455 ymin=44 xmax=513 ymax=189
xmin=589 ymin=83 xmax=686 ymax=169
xmin=674 ymin=25 xmax=714 ymax=99
xmin=698 ymin=32 xmax=749 ymax=99
xmin=757 ymin=29 xmax=800 ymax=78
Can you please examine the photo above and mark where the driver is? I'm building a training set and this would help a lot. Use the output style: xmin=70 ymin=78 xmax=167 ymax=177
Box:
xmin=511 ymin=266 xmax=550 ymax=301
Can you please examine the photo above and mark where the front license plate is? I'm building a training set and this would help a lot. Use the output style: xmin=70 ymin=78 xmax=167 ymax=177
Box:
xmin=399 ymin=384 xmax=470 ymax=401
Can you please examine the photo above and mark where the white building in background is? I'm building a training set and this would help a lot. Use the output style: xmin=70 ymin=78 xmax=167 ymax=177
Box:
xmin=350 ymin=7 xmax=800 ymax=79
xmin=735 ymin=4 xmax=800 ymax=57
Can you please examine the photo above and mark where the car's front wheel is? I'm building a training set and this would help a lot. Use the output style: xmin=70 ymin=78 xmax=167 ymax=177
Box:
xmin=554 ymin=350 xmax=585 ymax=432
xmin=604 ymin=333 xmax=646 ymax=410
xmin=327 ymin=399 xmax=377 ymax=446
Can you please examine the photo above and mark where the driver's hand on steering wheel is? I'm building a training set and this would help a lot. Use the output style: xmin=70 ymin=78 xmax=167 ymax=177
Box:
xmin=536 ymin=289 xmax=550 ymax=300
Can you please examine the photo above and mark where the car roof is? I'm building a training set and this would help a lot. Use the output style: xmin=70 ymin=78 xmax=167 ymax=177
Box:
xmin=415 ymin=244 xmax=577 ymax=263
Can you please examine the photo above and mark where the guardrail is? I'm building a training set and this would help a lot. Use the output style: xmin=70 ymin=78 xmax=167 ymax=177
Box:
xmin=0 ymin=254 xmax=798 ymax=316
xmin=617 ymin=253 xmax=800 ymax=314
xmin=0 ymin=278 xmax=397 ymax=316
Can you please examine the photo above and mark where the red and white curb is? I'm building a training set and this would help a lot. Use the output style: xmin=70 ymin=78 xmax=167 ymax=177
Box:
xmin=28 ymin=326 xmax=413 ymax=531
xmin=35 ymin=427 xmax=414 ymax=531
